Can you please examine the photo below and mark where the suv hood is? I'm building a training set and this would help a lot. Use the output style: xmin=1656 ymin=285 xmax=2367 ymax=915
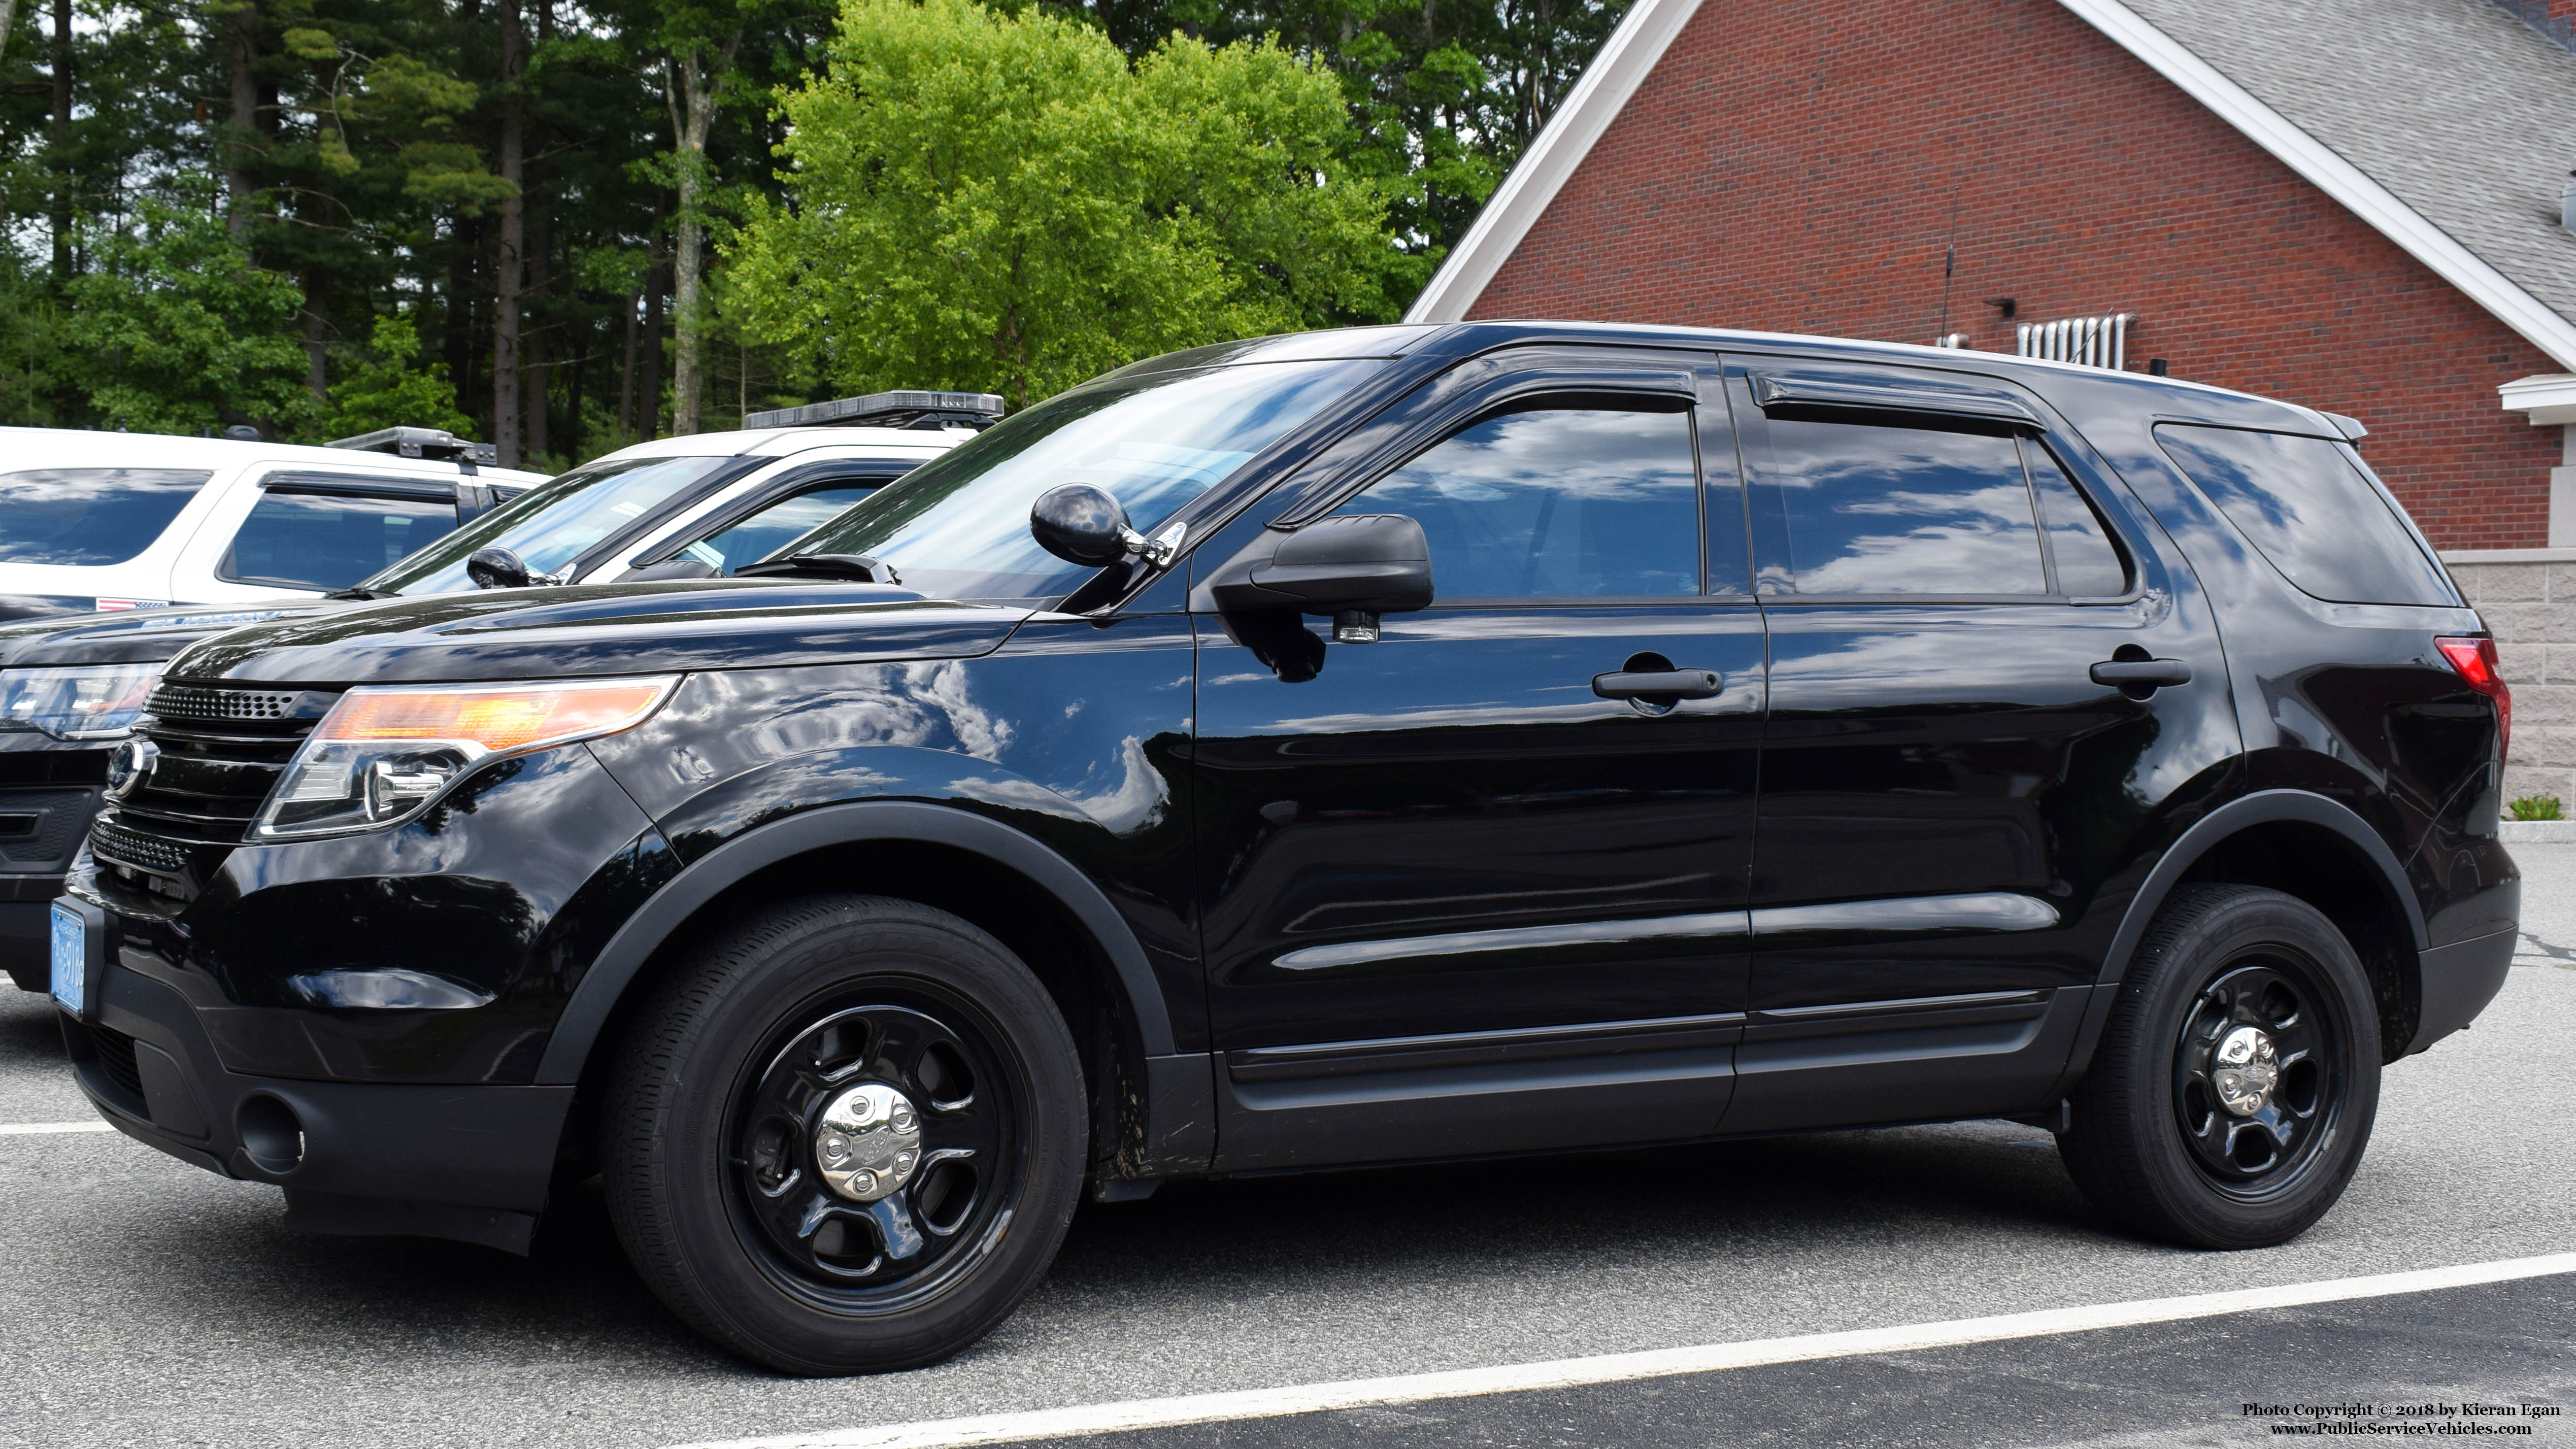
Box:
xmin=0 ymin=601 xmax=343 ymax=668
xmin=165 ymin=580 xmax=1032 ymax=685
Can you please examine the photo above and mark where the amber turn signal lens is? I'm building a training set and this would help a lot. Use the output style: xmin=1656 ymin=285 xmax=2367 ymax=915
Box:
xmin=317 ymin=678 xmax=677 ymax=755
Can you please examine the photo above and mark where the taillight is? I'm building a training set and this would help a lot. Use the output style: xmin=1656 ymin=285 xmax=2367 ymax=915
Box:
xmin=2435 ymin=635 xmax=2510 ymax=762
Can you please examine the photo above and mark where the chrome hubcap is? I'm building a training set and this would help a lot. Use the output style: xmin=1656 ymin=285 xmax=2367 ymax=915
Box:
xmin=2211 ymin=1025 xmax=2280 ymax=1116
xmin=815 ymin=1082 xmax=922 ymax=1203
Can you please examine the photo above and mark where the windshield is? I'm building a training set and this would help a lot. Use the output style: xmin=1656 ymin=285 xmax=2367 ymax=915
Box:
xmin=0 ymin=468 xmax=210 ymax=566
xmin=787 ymin=359 xmax=1381 ymax=602
xmin=367 ymin=454 xmax=740 ymax=594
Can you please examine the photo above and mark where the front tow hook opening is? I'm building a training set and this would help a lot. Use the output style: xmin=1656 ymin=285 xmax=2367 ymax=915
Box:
xmin=235 ymin=1094 xmax=306 ymax=1175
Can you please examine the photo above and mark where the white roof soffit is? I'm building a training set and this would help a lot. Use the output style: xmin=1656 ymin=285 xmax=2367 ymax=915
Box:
xmin=1401 ymin=0 xmax=1705 ymax=323
xmin=2500 ymin=373 xmax=2576 ymax=425
xmin=2057 ymin=0 xmax=2576 ymax=373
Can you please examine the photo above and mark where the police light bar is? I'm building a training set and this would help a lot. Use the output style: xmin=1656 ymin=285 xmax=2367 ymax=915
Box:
xmin=326 ymin=426 xmax=500 ymax=465
xmin=746 ymin=390 xmax=1006 ymax=432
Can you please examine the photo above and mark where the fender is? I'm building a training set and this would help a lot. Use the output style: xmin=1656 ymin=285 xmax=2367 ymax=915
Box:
xmin=2055 ymin=787 xmax=2426 ymax=1091
xmin=533 ymin=799 xmax=1179 ymax=1084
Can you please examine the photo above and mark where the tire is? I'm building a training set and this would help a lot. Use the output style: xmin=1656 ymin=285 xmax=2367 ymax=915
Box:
xmin=2057 ymin=884 xmax=2381 ymax=1250
xmin=601 ymin=893 xmax=1087 ymax=1374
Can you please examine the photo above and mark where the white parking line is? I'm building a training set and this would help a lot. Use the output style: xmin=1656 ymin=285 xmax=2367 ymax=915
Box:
xmin=674 ymin=1251 xmax=2576 ymax=1449
xmin=0 ymin=1121 xmax=115 ymax=1135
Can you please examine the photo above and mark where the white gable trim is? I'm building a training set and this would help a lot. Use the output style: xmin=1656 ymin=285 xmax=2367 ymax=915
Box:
xmin=1409 ymin=0 xmax=2576 ymax=369
xmin=2056 ymin=0 xmax=2576 ymax=372
xmin=1401 ymin=0 xmax=1703 ymax=323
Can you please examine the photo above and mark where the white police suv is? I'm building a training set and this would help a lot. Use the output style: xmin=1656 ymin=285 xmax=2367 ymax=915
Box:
xmin=0 ymin=426 xmax=545 ymax=621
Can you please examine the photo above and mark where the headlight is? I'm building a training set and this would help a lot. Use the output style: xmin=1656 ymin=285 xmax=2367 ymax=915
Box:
xmin=0 ymin=665 xmax=162 ymax=740
xmin=251 ymin=676 xmax=679 ymax=840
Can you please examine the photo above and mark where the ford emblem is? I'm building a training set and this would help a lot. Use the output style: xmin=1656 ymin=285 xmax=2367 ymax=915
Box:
xmin=105 ymin=738 xmax=159 ymax=800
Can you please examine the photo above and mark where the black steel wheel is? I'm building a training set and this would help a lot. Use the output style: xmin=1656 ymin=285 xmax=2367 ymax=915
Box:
xmin=603 ymin=894 xmax=1087 ymax=1374
xmin=2169 ymin=962 xmax=2336 ymax=1188
xmin=2059 ymin=885 xmax=2380 ymax=1249
xmin=726 ymin=994 xmax=1019 ymax=1309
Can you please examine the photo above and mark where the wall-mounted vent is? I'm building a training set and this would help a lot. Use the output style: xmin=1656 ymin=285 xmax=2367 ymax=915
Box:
xmin=2017 ymin=313 xmax=2135 ymax=370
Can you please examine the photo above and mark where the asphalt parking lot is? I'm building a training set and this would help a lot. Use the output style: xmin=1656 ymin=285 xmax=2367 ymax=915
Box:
xmin=3 ymin=852 xmax=2570 ymax=1449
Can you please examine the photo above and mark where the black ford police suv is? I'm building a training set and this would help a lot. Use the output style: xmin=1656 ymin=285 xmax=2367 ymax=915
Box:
xmin=53 ymin=323 xmax=2517 ymax=1375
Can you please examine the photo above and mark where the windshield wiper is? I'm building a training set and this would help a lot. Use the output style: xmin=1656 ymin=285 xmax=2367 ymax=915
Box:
xmin=325 ymin=586 xmax=397 ymax=600
xmin=732 ymin=553 xmax=903 ymax=585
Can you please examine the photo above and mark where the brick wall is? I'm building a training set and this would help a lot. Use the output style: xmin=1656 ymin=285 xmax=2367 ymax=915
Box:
xmin=2451 ymin=557 xmax=2576 ymax=808
xmin=1467 ymin=0 xmax=2562 ymax=550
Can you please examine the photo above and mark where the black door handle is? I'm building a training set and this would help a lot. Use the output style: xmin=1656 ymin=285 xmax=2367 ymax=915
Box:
xmin=2090 ymin=658 xmax=2192 ymax=688
xmin=1593 ymin=668 xmax=1724 ymax=700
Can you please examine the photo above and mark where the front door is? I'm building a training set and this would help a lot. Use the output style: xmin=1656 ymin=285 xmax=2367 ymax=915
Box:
xmin=1194 ymin=363 xmax=1767 ymax=1168
xmin=1720 ymin=355 xmax=2233 ymax=1132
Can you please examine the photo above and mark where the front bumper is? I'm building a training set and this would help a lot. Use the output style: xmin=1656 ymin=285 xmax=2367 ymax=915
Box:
xmin=63 ymin=956 xmax=571 ymax=1253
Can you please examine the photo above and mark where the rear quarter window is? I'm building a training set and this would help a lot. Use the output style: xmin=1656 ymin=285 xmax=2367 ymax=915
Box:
xmin=219 ymin=489 xmax=460 ymax=591
xmin=0 ymin=468 xmax=211 ymax=566
xmin=2154 ymin=424 xmax=2453 ymax=606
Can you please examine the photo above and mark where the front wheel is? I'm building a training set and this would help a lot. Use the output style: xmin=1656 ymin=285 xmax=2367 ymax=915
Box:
xmin=601 ymin=894 xmax=1088 ymax=1374
xmin=2058 ymin=885 xmax=2381 ymax=1249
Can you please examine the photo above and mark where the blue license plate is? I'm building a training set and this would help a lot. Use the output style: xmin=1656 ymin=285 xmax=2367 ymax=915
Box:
xmin=49 ymin=902 xmax=83 ymax=1014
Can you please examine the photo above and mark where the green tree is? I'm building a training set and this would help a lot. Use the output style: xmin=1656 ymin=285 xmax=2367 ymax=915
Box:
xmin=1073 ymin=0 xmax=1636 ymax=265
xmin=727 ymin=0 xmax=1401 ymax=406
xmin=65 ymin=191 xmax=318 ymax=436
xmin=324 ymin=310 xmax=473 ymax=435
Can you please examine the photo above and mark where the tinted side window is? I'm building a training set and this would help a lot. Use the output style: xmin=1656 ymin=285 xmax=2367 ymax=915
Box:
xmin=1754 ymin=417 xmax=2046 ymax=595
xmin=1336 ymin=403 xmax=1699 ymax=599
xmin=687 ymin=484 xmax=882 ymax=575
xmin=2154 ymin=425 xmax=2452 ymax=606
xmin=2025 ymin=442 xmax=2130 ymax=597
xmin=0 ymin=468 xmax=209 ymax=566
xmin=220 ymin=491 xmax=459 ymax=590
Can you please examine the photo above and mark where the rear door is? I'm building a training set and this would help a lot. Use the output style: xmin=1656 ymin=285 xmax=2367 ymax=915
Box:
xmin=1192 ymin=352 xmax=1768 ymax=1168
xmin=1722 ymin=356 xmax=2232 ymax=1132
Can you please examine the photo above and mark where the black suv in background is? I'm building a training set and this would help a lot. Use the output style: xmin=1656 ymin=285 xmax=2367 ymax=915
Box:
xmin=53 ymin=323 xmax=2516 ymax=1375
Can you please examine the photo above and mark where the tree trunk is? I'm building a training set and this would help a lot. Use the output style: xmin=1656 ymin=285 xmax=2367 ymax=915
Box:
xmin=523 ymin=207 xmax=551 ymax=462
xmin=639 ymin=250 xmax=665 ymax=440
xmin=666 ymin=38 xmax=738 ymax=438
xmin=491 ymin=0 xmax=525 ymax=467
xmin=617 ymin=286 xmax=640 ymax=437
xmin=565 ymin=324 xmax=586 ymax=462
xmin=300 ymin=271 xmax=328 ymax=407
xmin=446 ymin=217 xmax=482 ymax=426
xmin=524 ymin=313 xmax=548 ymax=464
xmin=225 ymin=2 xmax=260 ymax=244
xmin=46 ymin=0 xmax=68 ymax=285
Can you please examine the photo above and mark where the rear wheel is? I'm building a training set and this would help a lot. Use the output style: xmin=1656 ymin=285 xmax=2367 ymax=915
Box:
xmin=602 ymin=894 xmax=1086 ymax=1374
xmin=2058 ymin=885 xmax=2380 ymax=1249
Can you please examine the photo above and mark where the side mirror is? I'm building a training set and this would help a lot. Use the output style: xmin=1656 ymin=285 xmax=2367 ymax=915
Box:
xmin=466 ymin=546 xmax=538 ymax=590
xmin=1030 ymin=484 xmax=1145 ymax=567
xmin=1210 ymin=514 xmax=1434 ymax=642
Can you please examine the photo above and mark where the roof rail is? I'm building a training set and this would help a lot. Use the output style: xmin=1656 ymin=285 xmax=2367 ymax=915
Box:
xmin=746 ymin=390 xmax=1006 ymax=432
xmin=326 ymin=426 xmax=499 ymax=465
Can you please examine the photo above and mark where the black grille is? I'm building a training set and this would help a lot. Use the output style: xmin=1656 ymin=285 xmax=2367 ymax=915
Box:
xmin=143 ymin=685 xmax=302 ymax=722
xmin=109 ymin=686 xmax=339 ymax=848
xmin=91 ymin=1025 xmax=143 ymax=1100
xmin=91 ymin=817 xmax=188 ymax=872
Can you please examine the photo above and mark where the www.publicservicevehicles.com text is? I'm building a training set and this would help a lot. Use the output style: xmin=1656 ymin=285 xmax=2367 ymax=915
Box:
xmin=2245 ymin=1403 xmax=2562 ymax=1436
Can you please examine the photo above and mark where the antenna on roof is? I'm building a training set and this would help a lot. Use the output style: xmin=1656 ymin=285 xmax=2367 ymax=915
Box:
xmin=746 ymin=390 xmax=1007 ymax=432
xmin=1935 ymin=187 xmax=1963 ymax=345
xmin=327 ymin=426 xmax=499 ymax=466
